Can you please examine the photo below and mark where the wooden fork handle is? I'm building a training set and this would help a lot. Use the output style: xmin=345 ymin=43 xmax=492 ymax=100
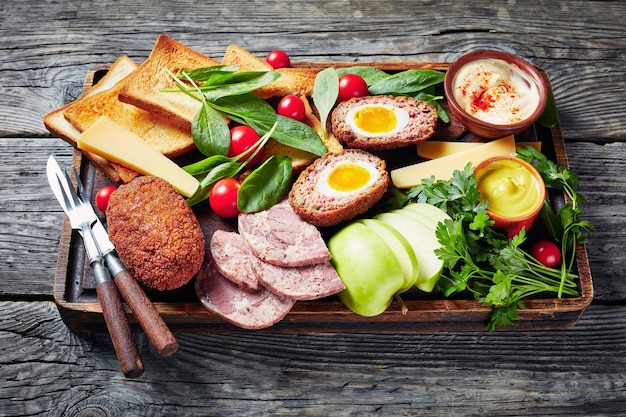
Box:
xmin=112 ymin=268 xmax=179 ymax=357
xmin=93 ymin=261 xmax=144 ymax=378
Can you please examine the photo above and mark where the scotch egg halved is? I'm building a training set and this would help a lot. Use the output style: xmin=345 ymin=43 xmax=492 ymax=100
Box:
xmin=331 ymin=95 xmax=438 ymax=151
xmin=288 ymin=149 xmax=389 ymax=227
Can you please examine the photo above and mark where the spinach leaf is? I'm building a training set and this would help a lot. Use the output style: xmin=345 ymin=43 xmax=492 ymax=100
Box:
xmin=238 ymin=156 xmax=293 ymax=213
xmin=250 ymin=112 xmax=327 ymax=156
xmin=178 ymin=65 xmax=240 ymax=82
xmin=336 ymin=66 xmax=390 ymax=85
xmin=368 ymin=69 xmax=445 ymax=95
xmin=413 ymin=91 xmax=450 ymax=123
xmin=192 ymin=101 xmax=231 ymax=157
xmin=536 ymin=90 xmax=559 ymax=128
xmin=200 ymin=71 xmax=281 ymax=100
xmin=212 ymin=93 xmax=276 ymax=115
xmin=183 ymin=154 xmax=232 ymax=176
xmin=312 ymin=67 xmax=339 ymax=139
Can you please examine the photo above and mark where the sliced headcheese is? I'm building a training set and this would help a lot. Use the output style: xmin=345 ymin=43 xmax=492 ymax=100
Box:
xmin=391 ymin=135 xmax=516 ymax=188
xmin=417 ymin=140 xmax=541 ymax=160
xmin=77 ymin=116 xmax=199 ymax=197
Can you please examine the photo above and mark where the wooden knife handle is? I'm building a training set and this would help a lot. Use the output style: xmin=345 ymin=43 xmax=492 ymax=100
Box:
xmin=95 ymin=278 xmax=145 ymax=378
xmin=113 ymin=268 xmax=179 ymax=357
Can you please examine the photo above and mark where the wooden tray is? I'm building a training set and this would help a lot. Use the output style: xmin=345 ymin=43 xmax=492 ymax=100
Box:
xmin=52 ymin=61 xmax=594 ymax=333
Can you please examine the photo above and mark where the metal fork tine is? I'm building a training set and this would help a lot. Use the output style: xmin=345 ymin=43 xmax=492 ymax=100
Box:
xmin=55 ymin=170 xmax=76 ymax=212
xmin=72 ymin=167 xmax=88 ymax=202
xmin=62 ymin=169 xmax=86 ymax=210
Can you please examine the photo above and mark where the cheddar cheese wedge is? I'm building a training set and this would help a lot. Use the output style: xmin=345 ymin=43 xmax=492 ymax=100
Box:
xmin=391 ymin=135 xmax=516 ymax=188
xmin=77 ymin=116 xmax=199 ymax=197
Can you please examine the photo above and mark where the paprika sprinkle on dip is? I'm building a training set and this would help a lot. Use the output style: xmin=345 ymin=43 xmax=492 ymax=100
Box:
xmin=452 ymin=58 xmax=540 ymax=125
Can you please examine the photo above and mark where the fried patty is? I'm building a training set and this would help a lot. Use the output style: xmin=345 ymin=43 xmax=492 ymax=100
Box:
xmin=106 ymin=176 xmax=205 ymax=291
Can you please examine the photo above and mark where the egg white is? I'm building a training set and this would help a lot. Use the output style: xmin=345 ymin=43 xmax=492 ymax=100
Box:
xmin=345 ymin=104 xmax=410 ymax=137
xmin=315 ymin=159 xmax=380 ymax=198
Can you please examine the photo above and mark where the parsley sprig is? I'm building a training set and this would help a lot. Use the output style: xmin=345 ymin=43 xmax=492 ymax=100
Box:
xmin=407 ymin=157 xmax=590 ymax=331
xmin=516 ymin=146 xmax=595 ymax=297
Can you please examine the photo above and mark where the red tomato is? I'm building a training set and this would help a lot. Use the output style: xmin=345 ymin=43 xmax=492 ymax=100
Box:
xmin=95 ymin=185 xmax=117 ymax=213
xmin=265 ymin=50 xmax=291 ymax=69
xmin=531 ymin=240 xmax=562 ymax=268
xmin=209 ymin=178 xmax=241 ymax=218
xmin=277 ymin=95 xmax=306 ymax=121
xmin=228 ymin=125 xmax=263 ymax=168
xmin=337 ymin=73 xmax=369 ymax=102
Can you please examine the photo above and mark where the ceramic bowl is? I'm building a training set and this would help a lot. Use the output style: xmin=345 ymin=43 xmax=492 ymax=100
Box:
xmin=474 ymin=155 xmax=546 ymax=238
xmin=444 ymin=50 xmax=548 ymax=139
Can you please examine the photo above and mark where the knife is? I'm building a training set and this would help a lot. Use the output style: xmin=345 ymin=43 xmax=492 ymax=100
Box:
xmin=71 ymin=166 xmax=179 ymax=357
xmin=48 ymin=156 xmax=179 ymax=358
xmin=47 ymin=155 xmax=144 ymax=378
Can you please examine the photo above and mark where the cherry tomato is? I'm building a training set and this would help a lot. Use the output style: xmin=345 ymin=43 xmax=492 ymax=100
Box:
xmin=209 ymin=178 xmax=241 ymax=218
xmin=531 ymin=240 xmax=562 ymax=268
xmin=337 ymin=73 xmax=369 ymax=102
xmin=95 ymin=185 xmax=117 ymax=213
xmin=265 ymin=50 xmax=291 ymax=69
xmin=228 ymin=125 xmax=263 ymax=168
xmin=277 ymin=95 xmax=306 ymax=121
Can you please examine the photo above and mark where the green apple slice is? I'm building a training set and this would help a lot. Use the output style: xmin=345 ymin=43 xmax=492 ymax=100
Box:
xmin=357 ymin=218 xmax=419 ymax=292
xmin=402 ymin=203 xmax=452 ymax=226
xmin=374 ymin=212 xmax=444 ymax=293
xmin=328 ymin=222 xmax=405 ymax=317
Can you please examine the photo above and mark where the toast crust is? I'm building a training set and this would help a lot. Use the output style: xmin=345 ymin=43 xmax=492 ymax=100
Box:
xmin=118 ymin=34 xmax=221 ymax=130
xmin=43 ymin=56 xmax=139 ymax=183
xmin=222 ymin=44 xmax=320 ymax=99
xmin=63 ymin=73 xmax=195 ymax=158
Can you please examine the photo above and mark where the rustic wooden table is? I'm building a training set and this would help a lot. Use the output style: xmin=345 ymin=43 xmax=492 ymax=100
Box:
xmin=2 ymin=1 xmax=625 ymax=415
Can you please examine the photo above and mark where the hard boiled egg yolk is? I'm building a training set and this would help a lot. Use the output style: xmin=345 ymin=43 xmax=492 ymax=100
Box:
xmin=346 ymin=104 xmax=410 ymax=137
xmin=353 ymin=106 xmax=398 ymax=134
xmin=327 ymin=163 xmax=372 ymax=192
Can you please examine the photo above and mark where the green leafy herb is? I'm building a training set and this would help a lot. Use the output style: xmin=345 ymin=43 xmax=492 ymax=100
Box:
xmin=183 ymin=123 xmax=282 ymax=208
xmin=368 ymin=69 xmax=445 ymax=95
xmin=237 ymin=156 xmax=293 ymax=213
xmin=408 ymin=159 xmax=589 ymax=331
xmin=536 ymin=90 xmax=559 ymax=129
xmin=168 ymin=68 xmax=327 ymax=156
xmin=312 ymin=67 xmax=339 ymax=139
xmin=192 ymin=100 xmax=231 ymax=157
xmin=516 ymin=145 xmax=595 ymax=296
xmin=336 ymin=66 xmax=390 ymax=85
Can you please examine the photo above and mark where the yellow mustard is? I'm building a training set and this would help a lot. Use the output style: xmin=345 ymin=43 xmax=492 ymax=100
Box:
xmin=476 ymin=158 xmax=542 ymax=217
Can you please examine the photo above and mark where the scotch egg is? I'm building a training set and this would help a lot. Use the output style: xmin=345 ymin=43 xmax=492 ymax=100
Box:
xmin=288 ymin=149 xmax=389 ymax=227
xmin=331 ymin=95 xmax=438 ymax=151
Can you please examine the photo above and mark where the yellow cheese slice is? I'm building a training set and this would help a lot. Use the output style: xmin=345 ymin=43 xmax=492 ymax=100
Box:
xmin=417 ymin=140 xmax=541 ymax=160
xmin=77 ymin=116 xmax=199 ymax=197
xmin=391 ymin=135 xmax=516 ymax=188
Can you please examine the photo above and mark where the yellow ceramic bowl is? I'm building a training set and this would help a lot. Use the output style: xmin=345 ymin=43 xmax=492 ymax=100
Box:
xmin=474 ymin=155 xmax=546 ymax=238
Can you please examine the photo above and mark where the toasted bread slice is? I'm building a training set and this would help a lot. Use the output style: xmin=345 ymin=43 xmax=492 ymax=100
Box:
xmin=118 ymin=34 xmax=221 ymax=130
xmin=262 ymin=95 xmax=343 ymax=171
xmin=63 ymin=71 xmax=195 ymax=158
xmin=222 ymin=44 xmax=319 ymax=98
xmin=43 ymin=56 xmax=139 ymax=183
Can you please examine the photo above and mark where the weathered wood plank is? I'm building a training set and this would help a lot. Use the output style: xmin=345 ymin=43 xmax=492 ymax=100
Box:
xmin=2 ymin=301 xmax=626 ymax=416
xmin=1 ymin=0 xmax=625 ymax=414
xmin=0 ymin=1 xmax=624 ymax=140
